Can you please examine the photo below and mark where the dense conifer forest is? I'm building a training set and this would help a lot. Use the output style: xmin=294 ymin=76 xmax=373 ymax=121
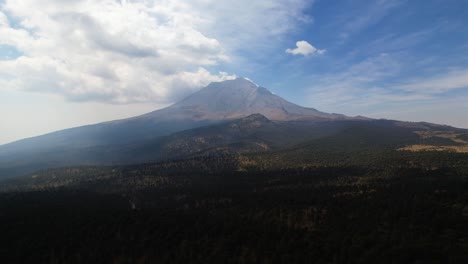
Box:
xmin=1 ymin=150 xmax=467 ymax=263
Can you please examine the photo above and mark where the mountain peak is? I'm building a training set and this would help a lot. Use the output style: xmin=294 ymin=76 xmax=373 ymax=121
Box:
xmin=143 ymin=78 xmax=353 ymax=122
xmin=203 ymin=77 xmax=262 ymax=92
xmin=239 ymin=77 xmax=260 ymax=87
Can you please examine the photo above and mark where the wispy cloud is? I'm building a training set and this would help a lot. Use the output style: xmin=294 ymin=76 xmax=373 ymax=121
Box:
xmin=337 ymin=0 xmax=404 ymax=40
xmin=395 ymin=69 xmax=468 ymax=94
xmin=355 ymin=29 xmax=436 ymax=57
xmin=309 ymin=54 xmax=468 ymax=118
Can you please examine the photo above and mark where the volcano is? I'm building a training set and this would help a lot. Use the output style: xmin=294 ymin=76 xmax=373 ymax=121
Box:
xmin=0 ymin=78 xmax=464 ymax=178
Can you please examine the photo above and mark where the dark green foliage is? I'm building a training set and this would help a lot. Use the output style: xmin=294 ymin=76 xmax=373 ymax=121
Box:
xmin=1 ymin=150 xmax=468 ymax=263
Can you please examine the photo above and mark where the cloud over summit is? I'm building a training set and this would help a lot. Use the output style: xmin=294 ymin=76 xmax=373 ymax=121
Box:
xmin=0 ymin=0 xmax=235 ymax=104
xmin=0 ymin=0 xmax=312 ymax=104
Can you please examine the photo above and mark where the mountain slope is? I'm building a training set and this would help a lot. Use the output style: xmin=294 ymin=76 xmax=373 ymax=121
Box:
xmin=1 ymin=78 xmax=466 ymax=179
xmin=0 ymin=78 xmax=353 ymax=152
xmin=119 ymin=114 xmax=355 ymax=162
xmin=0 ymin=78 xmax=360 ymax=178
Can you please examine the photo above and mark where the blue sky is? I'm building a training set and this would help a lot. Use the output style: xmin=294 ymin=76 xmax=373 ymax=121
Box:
xmin=0 ymin=0 xmax=467 ymax=144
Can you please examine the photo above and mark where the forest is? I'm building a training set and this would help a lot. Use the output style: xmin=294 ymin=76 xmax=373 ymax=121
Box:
xmin=1 ymin=149 xmax=468 ymax=263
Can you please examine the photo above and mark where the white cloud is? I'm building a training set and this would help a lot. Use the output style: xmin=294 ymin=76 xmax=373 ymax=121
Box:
xmin=286 ymin=40 xmax=325 ymax=56
xmin=0 ymin=0 xmax=311 ymax=104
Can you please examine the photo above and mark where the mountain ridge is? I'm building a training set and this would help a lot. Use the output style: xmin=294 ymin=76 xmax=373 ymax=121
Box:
xmin=1 ymin=78 xmax=466 ymax=179
xmin=0 ymin=78 xmax=360 ymax=152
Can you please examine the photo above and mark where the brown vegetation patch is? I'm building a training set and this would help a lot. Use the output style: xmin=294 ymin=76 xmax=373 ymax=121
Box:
xmin=399 ymin=144 xmax=468 ymax=153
